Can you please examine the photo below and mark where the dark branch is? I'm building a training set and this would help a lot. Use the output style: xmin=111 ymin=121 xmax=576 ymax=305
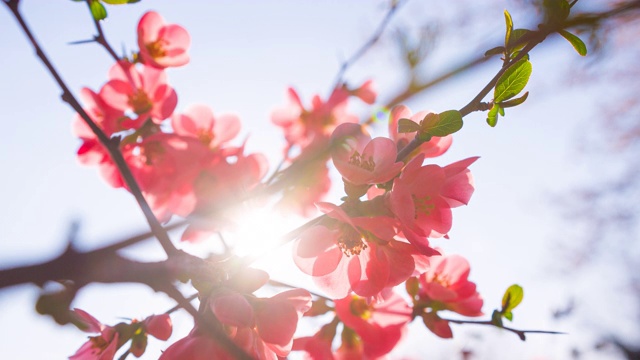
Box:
xmin=2 ymin=0 xmax=178 ymax=257
xmin=443 ymin=317 xmax=566 ymax=341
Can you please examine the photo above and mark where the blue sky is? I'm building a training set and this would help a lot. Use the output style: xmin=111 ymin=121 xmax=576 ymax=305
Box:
xmin=0 ymin=1 xmax=630 ymax=359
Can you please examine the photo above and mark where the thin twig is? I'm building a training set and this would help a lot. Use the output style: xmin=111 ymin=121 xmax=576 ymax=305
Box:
xmin=268 ymin=279 xmax=330 ymax=300
xmin=86 ymin=0 xmax=120 ymax=61
xmin=442 ymin=317 xmax=566 ymax=341
xmin=331 ymin=0 xmax=407 ymax=90
xmin=165 ymin=293 xmax=199 ymax=315
xmin=458 ymin=31 xmax=548 ymax=117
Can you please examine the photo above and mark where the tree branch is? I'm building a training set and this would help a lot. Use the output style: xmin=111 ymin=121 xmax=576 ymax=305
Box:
xmin=2 ymin=0 xmax=178 ymax=257
xmin=85 ymin=0 xmax=120 ymax=62
xmin=442 ymin=317 xmax=566 ymax=341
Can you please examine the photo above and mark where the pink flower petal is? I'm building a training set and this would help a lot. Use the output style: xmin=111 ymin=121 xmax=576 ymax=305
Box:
xmin=144 ymin=314 xmax=173 ymax=340
xmin=210 ymin=292 xmax=255 ymax=328
xmin=293 ymin=226 xmax=342 ymax=276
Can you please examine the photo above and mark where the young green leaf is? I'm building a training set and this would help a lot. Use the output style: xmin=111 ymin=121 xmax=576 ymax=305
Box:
xmin=504 ymin=10 xmax=513 ymax=49
xmin=421 ymin=110 xmax=463 ymax=136
xmin=89 ymin=0 xmax=107 ymax=20
xmin=487 ymin=104 xmax=500 ymax=127
xmin=507 ymin=28 xmax=531 ymax=54
xmin=558 ymin=30 xmax=587 ymax=56
xmin=504 ymin=311 xmax=514 ymax=321
xmin=397 ymin=118 xmax=421 ymax=133
xmin=494 ymin=58 xmax=532 ymax=103
xmin=485 ymin=46 xmax=505 ymax=57
xmin=417 ymin=132 xmax=433 ymax=142
xmin=501 ymin=284 xmax=524 ymax=314
xmin=499 ymin=91 xmax=529 ymax=108
xmin=543 ymin=0 xmax=570 ymax=24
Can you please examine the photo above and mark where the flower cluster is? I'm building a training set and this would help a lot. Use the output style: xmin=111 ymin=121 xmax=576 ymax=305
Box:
xmin=412 ymin=254 xmax=484 ymax=338
xmin=271 ymin=82 xmax=377 ymax=215
xmin=70 ymin=308 xmax=172 ymax=359
xmin=293 ymin=107 xmax=477 ymax=301
xmin=160 ymin=268 xmax=311 ymax=360
xmin=67 ymin=8 xmax=493 ymax=360
xmin=292 ymin=255 xmax=483 ymax=358
xmin=74 ymin=12 xmax=267 ymax=236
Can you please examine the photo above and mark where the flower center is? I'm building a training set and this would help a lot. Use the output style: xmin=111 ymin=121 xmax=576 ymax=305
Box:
xmin=145 ymin=39 xmax=167 ymax=59
xmin=196 ymin=129 xmax=214 ymax=146
xmin=348 ymin=150 xmax=375 ymax=172
xmin=349 ymin=296 xmax=372 ymax=319
xmin=129 ymin=88 xmax=153 ymax=115
xmin=337 ymin=225 xmax=367 ymax=257
xmin=89 ymin=335 xmax=110 ymax=353
xmin=412 ymin=194 xmax=435 ymax=218
xmin=140 ymin=141 xmax=165 ymax=166
xmin=431 ymin=273 xmax=451 ymax=287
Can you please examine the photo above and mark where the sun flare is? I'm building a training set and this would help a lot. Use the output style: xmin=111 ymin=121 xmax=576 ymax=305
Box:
xmin=226 ymin=207 xmax=304 ymax=259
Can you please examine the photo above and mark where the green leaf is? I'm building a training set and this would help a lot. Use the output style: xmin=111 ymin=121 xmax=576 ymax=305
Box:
xmin=498 ymin=106 xmax=505 ymax=116
xmin=421 ymin=110 xmax=463 ymax=137
xmin=487 ymin=104 xmax=500 ymax=127
xmin=499 ymin=91 xmax=529 ymax=108
xmin=544 ymin=0 xmax=570 ymax=24
xmin=90 ymin=0 xmax=107 ymax=20
xmin=417 ymin=132 xmax=433 ymax=142
xmin=507 ymin=29 xmax=531 ymax=53
xmin=485 ymin=46 xmax=505 ymax=57
xmin=501 ymin=284 xmax=524 ymax=314
xmin=504 ymin=311 xmax=513 ymax=321
xmin=504 ymin=10 xmax=513 ymax=48
xmin=558 ymin=30 xmax=587 ymax=56
xmin=397 ymin=118 xmax=421 ymax=133
xmin=494 ymin=58 xmax=532 ymax=103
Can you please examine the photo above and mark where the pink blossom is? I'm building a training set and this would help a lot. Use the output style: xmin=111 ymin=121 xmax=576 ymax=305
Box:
xmin=159 ymin=331 xmax=234 ymax=360
xmin=252 ymin=288 xmax=313 ymax=355
xmin=72 ymin=88 xmax=131 ymax=188
xmin=293 ymin=203 xmax=420 ymax=299
xmin=123 ymin=133 xmax=212 ymax=221
xmin=69 ymin=309 xmax=119 ymax=360
xmin=72 ymin=88 xmax=127 ymax=139
xmin=180 ymin=147 xmax=267 ymax=238
xmin=137 ymin=11 xmax=190 ymax=68
xmin=389 ymin=105 xmax=452 ymax=158
xmin=100 ymin=61 xmax=177 ymax=123
xmin=418 ymin=254 xmax=483 ymax=317
xmin=165 ymin=268 xmax=311 ymax=359
xmin=334 ymin=292 xmax=412 ymax=358
xmin=292 ymin=321 xmax=337 ymax=360
xmin=271 ymin=87 xmax=358 ymax=150
xmin=350 ymin=80 xmax=376 ymax=104
xmin=331 ymin=123 xmax=403 ymax=186
xmin=389 ymin=154 xmax=477 ymax=253
xmin=143 ymin=314 xmax=173 ymax=341
xmin=275 ymin=137 xmax=333 ymax=216
xmin=171 ymin=104 xmax=241 ymax=149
